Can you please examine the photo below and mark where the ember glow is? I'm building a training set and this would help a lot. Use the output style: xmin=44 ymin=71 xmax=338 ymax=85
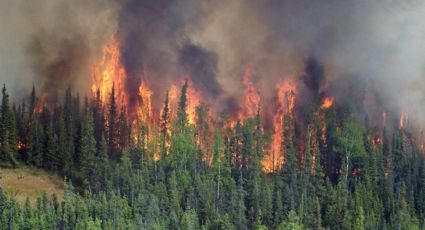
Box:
xmin=321 ymin=97 xmax=334 ymax=109
xmin=16 ymin=141 xmax=25 ymax=150
xmin=34 ymin=93 xmax=47 ymax=114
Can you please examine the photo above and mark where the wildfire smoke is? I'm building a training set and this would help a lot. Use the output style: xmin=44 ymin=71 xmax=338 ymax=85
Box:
xmin=1 ymin=0 xmax=425 ymax=170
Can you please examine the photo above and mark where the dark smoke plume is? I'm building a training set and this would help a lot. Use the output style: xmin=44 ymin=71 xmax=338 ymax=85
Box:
xmin=179 ymin=43 xmax=222 ymax=98
xmin=0 ymin=0 xmax=424 ymax=129
xmin=0 ymin=0 xmax=118 ymax=99
xmin=118 ymin=0 xmax=185 ymax=111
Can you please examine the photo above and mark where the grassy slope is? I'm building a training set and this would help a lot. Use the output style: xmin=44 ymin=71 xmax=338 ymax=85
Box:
xmin=0 ymin=167 xmax=64 ymax=204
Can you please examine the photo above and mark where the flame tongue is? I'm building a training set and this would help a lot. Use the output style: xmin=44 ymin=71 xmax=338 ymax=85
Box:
xmin=399 ymin=112 xmax=408 ymax=129
xmin=264 ymin=80 xmax=297 ymax=173
xmin=34 ymin=93 xmax=47 ymax=113
xmin=240 ymin=66 xmax=261 ymax=120
xmin=91 ymin=35 xmax=127 ymax=107
xmin=321 ymin=97 xmax=334 ymax=109
xmin=137 ymin=81 xmax=153 ymax=124
xmin=186 ymin=80 xmax=201 ymax=124
xmin=85 ymin=34 xmax=416 ymax=172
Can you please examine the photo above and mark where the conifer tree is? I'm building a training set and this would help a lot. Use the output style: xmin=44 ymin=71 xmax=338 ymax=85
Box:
xmin=117 ymin=103 xmax=128 ymax=152
xmin=28 ymin=113 xmax=43 ymax=167
xmin=92 ymin=88 xmax=104 ymax=151
xmin=15 ymin=100 xmax=28 ymax=162
xmin=94 ymin=135 xmax=109 ymax=192
xmin=392 ymin=130 xmax=409 ymax=187
xmin=108 ymin=83 xmax=118 ymax=159
xmin=29 ymin=84 xmax=37 ymax=116
xmin=0 ymin=84 xmax=18 ymax=166
xmin=63 ymin=87 xmax=76 ymax=173
xmin=160 ymin=91 xmax=170 ymax=161
xmin=45 ymin=121 xmax=59 ymax=171
xmin=177 ymin=79 xmax=188 ymax=130
xmin=80 ymin=110 xmax=97 ymax=187
xmin=58 ymin=111 xmax=73 ymax=175
xmin=282 ymin=92 xmax=297 ymax=210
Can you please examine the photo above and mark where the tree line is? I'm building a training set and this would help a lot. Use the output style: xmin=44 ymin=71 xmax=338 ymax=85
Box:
xmin=0 ymin=82 xmax=424 ymax=229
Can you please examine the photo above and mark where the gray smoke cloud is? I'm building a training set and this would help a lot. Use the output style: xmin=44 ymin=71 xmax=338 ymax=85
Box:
xmin=0 ymin=0 xmax=424 ymax=129
xmin=0 ymin=0 xmax=119 ymax=101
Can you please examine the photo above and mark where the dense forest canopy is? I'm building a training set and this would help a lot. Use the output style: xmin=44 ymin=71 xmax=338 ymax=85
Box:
xmin=0 ymin=77 xmax=424 ymax=229
xmin=1 ymin=1 xmax=425 ymax=229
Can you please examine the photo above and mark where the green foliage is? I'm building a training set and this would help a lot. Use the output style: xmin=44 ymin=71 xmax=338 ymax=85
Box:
xmin=177 ymin=79 xmax=189 ymax=129
xmin=333 ymin=120 xmax=366 ymax=186
xmin=0 ymin=85 xmax=18 ymax=166
xmin=80 ymin=110 xmax=97 ymax=188
xmin=1 ymin=84 xmax=425 ymax=229
xmin=277 ymin=210 xmax=304 ymax=230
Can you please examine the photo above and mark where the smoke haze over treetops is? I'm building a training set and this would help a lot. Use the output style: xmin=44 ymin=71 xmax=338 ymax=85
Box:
xmin=0 ymin=0 xmax=424 ymax=128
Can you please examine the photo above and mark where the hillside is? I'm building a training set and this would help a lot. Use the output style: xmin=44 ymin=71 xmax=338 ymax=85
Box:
xmin=0 ymin=167 xmax=64 ymax=204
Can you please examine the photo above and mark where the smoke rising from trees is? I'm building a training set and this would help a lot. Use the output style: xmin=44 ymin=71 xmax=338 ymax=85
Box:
xmin=0 ymin=0 xmax=424 ymax=128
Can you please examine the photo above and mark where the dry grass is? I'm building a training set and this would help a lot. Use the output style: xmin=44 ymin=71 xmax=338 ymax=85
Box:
xmin=0 ymin=167 xmax=64 ymax=205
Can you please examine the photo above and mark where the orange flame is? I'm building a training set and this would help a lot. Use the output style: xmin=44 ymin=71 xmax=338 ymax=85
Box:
xmin=399 ymin=112 xmax=408 ymax=129
xmin=373 ymin=137 xmax=382 ymax=149
xmin=34 ymin=94 xmax=47 ymax=113
xmin=165 ymin=84 xmax=180 ymax=121
xmin=321 ymin=97 xmax=334 ymax=109
xmin=91 ymin=35 xmax=127 ymax=107
xmin=317 ymin=97 xmax=334 ymax=153
xmin=169 ymin=85 xmax=179 ymax=102
xmin=367 ymin=135 xmax=382 ymax=149
xmin=321 ymin=123 xmax=327 ymax=149
xmin=263 ymin=80 xmax=296 ymax=173
xmin=137 ymin=81 xmax=153 ymax=124
xmin=16 ymin=140 xmax=25 ymax=150
xmin=186 ymin=80 xmax=201 ymax=125
xmin=164 ymin=81 xmax=201 ymax=125
xmin=240 ymin=66 xmax=261 ymax=120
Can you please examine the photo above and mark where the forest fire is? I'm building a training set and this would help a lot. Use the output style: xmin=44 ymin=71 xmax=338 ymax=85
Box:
xmin=321 ymin=97 xmax=334 ymax=109
xmin=161 ymin=80 xmax=201 ymax=125
xmin=240 ymin=66 xmax=261 ymax=120
xmin=319 ymin=98 xmax=333 ymax=157
xmin=89 ymin=35 xmax=203 ymax=126
xmin=369 ymin=135 xmax=382 ymax=149
xmin=264 ymin=80 xmax=297 ymax=173
xmin=3 ymin=1 xmax=425 ymax=229
xmin=16 ymin=140 xmax=25 ymax=150
xmin=186 ymin=80 xmax=201 ymax=125
xmin=26 ymin=29 xmax=422 ymax=179
xmin=167 ymin=84 xmax=179 ymax=118
xmin=34 ymin=93 xmax=47 ymax=114
xmin=137 ymin=81 xmax=153 ymax=124
xmin=91 ymin=35 xmax=127 ymax=108
xmin=399 ymin=112 xmax=408 ymax=129
xmin=25 ymin=29 xmax=424 ymax=177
